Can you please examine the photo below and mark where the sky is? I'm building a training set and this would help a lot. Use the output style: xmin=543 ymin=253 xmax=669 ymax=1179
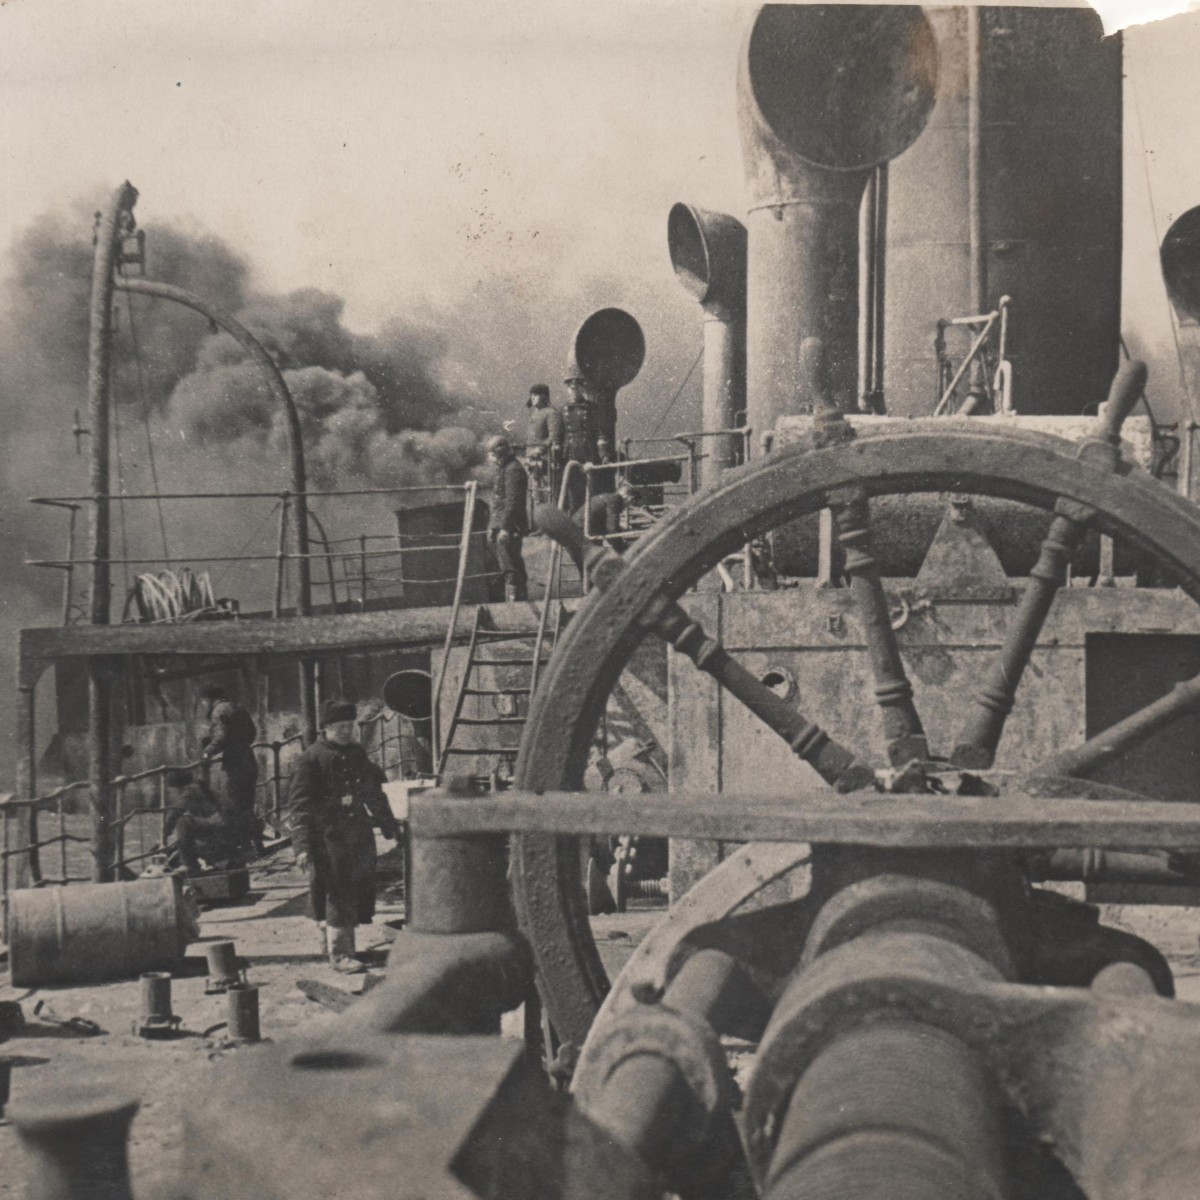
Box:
xmin=2 ymin=0 xmax=1200 ymax=783
xmin=1 ymin=0 xmax=1199 ymax=409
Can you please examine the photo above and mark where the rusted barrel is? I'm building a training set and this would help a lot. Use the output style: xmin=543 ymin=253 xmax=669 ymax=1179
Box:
xmin=7 ymin=876 xmax=196 ymax=987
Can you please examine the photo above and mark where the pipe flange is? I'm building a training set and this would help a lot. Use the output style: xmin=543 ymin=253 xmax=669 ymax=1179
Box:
xmin=572 ymin=1005 xmax=730 ymax=1149
xmin=744 ymin=930 xmax=1002 ymax=1184
xmin=800 ymin=874 xmax=1016 ymax=979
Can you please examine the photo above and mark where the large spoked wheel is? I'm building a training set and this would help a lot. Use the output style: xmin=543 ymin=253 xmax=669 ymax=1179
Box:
xmin=513 ymin=407 xmax=1200 ymax=1050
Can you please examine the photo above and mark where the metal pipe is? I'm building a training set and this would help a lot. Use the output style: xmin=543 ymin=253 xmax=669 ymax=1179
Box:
xmin=87 ymin=183 xmax=138 ymax=884
xmin=667 ymin=204 xmax=747 ymax=487
xmin=871 ymin=164 xmax=889 ymax=407
xmin=858 ymin=171 xmax=878 ymax=412
xmin=114 ymin=276 xmax=317 ymax=743
xmin=15 ymin=682 xmax=39 ymax=885
xmin=737 ymin=7 xmax=937 ymax=440
xmin=965 ymin=7 xmax=988 ymax=406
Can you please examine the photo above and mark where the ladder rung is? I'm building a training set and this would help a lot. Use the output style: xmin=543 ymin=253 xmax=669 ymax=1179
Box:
xmin=472 ymin=657 xmax=536 ymax=667
xmin=441 ymin=747 xmax=516 ymax=755
xmin=454 ymin=716 xmax=525 ymax=726
xmin=463 ymin=688 xmax=531 ymax=696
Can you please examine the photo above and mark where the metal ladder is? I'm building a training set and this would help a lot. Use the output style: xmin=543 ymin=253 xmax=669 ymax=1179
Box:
xmin=436 ymin=605 xmax=565 ymax=777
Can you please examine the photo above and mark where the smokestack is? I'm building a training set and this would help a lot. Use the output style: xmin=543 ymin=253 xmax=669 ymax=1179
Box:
xmin=1161 ymin=205 xmax=1200 ymax=499
xmin=667 ymin=203 xmax=747 ymax=487
xmin=737 ymin=4 xmax=938 ymax=446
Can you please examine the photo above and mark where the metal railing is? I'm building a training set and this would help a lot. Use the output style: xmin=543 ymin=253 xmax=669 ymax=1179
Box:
xmin=933 ymin=296 xmax=1013 ymax=417
xmin=27 ymin=482 xmax=492 ymax=624
xmin=0 ymin=733 xmax=306 ymax=902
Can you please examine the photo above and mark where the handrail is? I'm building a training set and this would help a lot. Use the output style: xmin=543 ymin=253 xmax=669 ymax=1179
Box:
xmin=431 ymin=480 xmax=479 ymax=764
xmin=531 ymin=464 xmax=578 ymax=695
xmin=1 ymin=733 xmax=305 ymax=886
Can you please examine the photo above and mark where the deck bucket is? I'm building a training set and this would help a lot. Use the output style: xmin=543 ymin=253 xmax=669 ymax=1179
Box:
xmin=7 ymin=876 xmax=197 ymax=988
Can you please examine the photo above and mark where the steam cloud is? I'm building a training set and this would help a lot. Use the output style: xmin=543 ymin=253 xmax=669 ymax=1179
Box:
xmin=0 ymin=192 xmax=704 ymax=786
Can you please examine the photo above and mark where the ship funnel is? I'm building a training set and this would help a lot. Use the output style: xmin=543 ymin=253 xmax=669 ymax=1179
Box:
xmin=568 ymin=307 xmax=645 ymax=450
xmin=1162 ymin=206 xmax=1200 ymax=324
xmin=738 ymin=4 xmax=938 ymax=442
xmin=668 ymin=204 xmax=747 ymax=485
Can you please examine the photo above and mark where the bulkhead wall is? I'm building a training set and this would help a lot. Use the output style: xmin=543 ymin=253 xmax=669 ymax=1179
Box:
xmin=884 ymin=7 xmax=1122 ymax=417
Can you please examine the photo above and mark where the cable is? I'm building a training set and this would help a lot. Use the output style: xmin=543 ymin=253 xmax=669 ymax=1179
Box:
xmin=121 ymin=275 xmax=171 ymax=561
xmin=648 ymin=345 xmax=703 ymax=438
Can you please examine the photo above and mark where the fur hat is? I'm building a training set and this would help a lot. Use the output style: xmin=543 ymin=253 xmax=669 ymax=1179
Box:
xmin=321 ymin=698 xmax=357 ymax=727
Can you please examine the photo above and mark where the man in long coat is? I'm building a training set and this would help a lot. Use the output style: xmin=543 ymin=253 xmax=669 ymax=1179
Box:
xmin=288 ymin=698 xmax=400 ymax=973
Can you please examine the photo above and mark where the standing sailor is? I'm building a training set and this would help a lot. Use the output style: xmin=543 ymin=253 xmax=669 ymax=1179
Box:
xmin=288 ymin=698 xmax=400 ymax=973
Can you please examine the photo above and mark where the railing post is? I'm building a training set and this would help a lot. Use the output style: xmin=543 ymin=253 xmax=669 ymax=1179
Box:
xmin=273 ymin=494 xmax=291 ymax=619
xmin=112 ymin=776 xmax=129 ymax=878
xmin=15 ymin=680 xmax=39 ymax=885
xmin=271 ymin=741 xmax=283 ymax=827
xmin=359 ymin=534 xmax=369 ymax=611
xmin=158 ymin=770 xmax=168 ymax=849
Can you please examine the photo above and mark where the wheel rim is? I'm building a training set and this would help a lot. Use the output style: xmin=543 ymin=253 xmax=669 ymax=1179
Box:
xmin=513 ymin=422 xmax=1200 ymax=1048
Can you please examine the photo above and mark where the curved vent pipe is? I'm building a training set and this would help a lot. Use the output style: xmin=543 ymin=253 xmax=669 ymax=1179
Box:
xmin=737 ymin=4 xmax=938 ymax=446
xmin=668 ymin=203 xmax=747 ymax=487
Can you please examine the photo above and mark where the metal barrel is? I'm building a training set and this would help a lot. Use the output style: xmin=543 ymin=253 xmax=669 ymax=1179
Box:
xmin=7 ymin=876 xmax=194 ymax=988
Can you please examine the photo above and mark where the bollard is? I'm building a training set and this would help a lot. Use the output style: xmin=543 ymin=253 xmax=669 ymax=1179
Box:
xmin=227 ymin=983 xmax=261 ymax=1043
xmin=204 ymin=941 xmax=245 ymax=994
xmin=135 ymin=972 xmax=181 ymax=1039
xmin=9 ymin=1083 xmax=139 ymax=1200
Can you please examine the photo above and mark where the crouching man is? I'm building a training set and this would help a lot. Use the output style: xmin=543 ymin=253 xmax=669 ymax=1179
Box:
xmin=165 ymin=768 xmax=239 ymax=874
xmin=287 ymin=698 xmax=400 ymax=974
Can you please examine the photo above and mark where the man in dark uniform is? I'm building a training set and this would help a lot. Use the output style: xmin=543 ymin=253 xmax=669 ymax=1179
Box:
xmin=288 ymin=698 xmax=400 ymax=973
xmin=525 ymin=383 xmax=565 ymax=504
xmin=199 ymin=683 xmax=264 ymax=856
xmin=486 ymin=434 xmax=530 ymax=601
xmin=562 ymin=373 xmax=600 ymax=514
xmin=164 ymin=768 xmax=239 ymax=874
xmin=574 ymin=478 xmax=637 ymax=554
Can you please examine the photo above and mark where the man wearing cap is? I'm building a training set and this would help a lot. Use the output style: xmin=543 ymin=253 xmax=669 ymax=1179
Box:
xmin=288 ymin=699 xmax=400 ymax=973
xmin=525 ymin=383 xmax=564 ymax=505
xmin=198 ymin=683 xmax=264 ymax=856
xmin=486 ymin=434 xmax=530 ymax=602
xmin=562 ymin=374 xmax=601 ymax=514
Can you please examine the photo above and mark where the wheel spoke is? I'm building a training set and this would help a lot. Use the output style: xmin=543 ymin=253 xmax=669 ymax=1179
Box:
xmin=535 ymin=504 xmax=875 ymax=793
xmin=652 ymin=602 xmax=875 ymax=792
xmin=830 ymin=489 xmax=927 ymax=765
xmin=1034 ymin=671 xmax=1200 ymax=780
xmin=951 ymin=501 xmax=1092 ymax=769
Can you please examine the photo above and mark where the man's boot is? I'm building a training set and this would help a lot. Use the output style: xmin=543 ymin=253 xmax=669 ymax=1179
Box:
xmin=328 ymin=925 xmax=365 ymax=974
xmin=316 ymin=920 xmax=327 ymax=956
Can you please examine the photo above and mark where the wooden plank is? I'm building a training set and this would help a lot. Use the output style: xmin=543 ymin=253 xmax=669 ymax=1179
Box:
xmin=19 ymin=600 xmax=572 ymax=662
xmin=409 ymin=789 xmax=1200 ymax=849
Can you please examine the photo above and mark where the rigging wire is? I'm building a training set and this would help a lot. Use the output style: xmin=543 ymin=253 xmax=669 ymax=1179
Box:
xmin=648 ymin=345 xmax=704 ymax=439
xmin=211 ymin=498 xmax=284 ymax=592
xmin=122 ymin=279 xmax=171 ymax=561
